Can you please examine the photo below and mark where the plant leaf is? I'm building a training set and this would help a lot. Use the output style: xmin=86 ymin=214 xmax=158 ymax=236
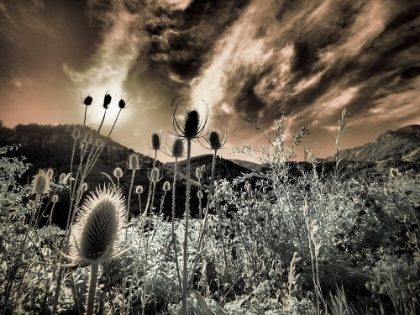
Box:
xmin=190 ymin=289 xmax=208 ymax=315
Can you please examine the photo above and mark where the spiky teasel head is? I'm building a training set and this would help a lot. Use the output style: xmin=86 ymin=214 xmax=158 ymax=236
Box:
xmin=171 ymin=97 xmax=209 ymax=141
xmin=127 ymin=153 xmax=141 ymax=170
xmin=32 ymin=169 xmax=50 ymax=194
xmin=113 ymin=167 xmax=123 ymax=179
xmin=168 ymin=138 xmax=185 ymax=158
xmin=150 ymin=132 xmax=162 ymax=151
xmin=103 ymin=91 xmax=112 ymax=109
xmin=203 ymin=127 xmax=229 ymax=152
xmin=148 ymin=167 xmax=162 ymax=183
xmin=70 ymin=185 xmax=127 ymax=264
xmin=163 ymin=181 xmax=171 ymax=192
xmin=72 ymin=127 xmax=81 ymax=139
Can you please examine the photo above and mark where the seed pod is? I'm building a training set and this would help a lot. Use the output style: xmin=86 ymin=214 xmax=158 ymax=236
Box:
xmin=118 ymin=98 xmax=126 ymax=109
xmin=127 ymin=153 xmax=141 ymax=170
xmin=103 ymin=92 xmax=112 ymax=109
xmin=46 ymin=168 xmax=54 ymax=179
xmin=196 ymin=167 xmax=202 ymax=180
xmin=209 ymin=130 xmax=222 ymax=150
xmin=84 ymin=131 xmax=93 ymax=144
xmin=184 ymin=110 xmax=200 ymax=139
xmin=70 ymin=185 xmax=126 ymax=264
xmin=28 ymin=200 xmax=35 ymax=208
xmin=151 ymin=132 xmax=161 ymax=150
xmin=96 ymin=139 xmax=104 ymax=147
xmin=171 ymin=138 xmax=184 ymax=158
xmin=135 ymin=185 xmax=144 ymax=194
xmin=59 ymin=173 xmax=67 ymax=183
xmin=83 ymin=95 xmax=93 ymax=106
xmin=197 ymin=190 xmax=203 ymax=199
xmin=163 ymin=181 xmax=171 ymax=191
xmin=113 ymin=167 xmax=123 ymax=179
xmin=52 ymin=195 xmax=59 ymax=203
xmin=150 ymin=167 xmax=161 ymax=183
xmin=72 ymin=128 xmax=81 ymax=139
xmin=32 ymin=171 xmax=50 ymax=194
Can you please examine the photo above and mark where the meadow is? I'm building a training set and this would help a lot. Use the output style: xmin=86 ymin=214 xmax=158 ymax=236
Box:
xmin=0 ymin=94 xmax=419 ymax=315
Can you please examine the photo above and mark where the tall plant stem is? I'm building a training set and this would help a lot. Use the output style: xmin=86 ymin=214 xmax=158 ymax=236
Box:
xmin=87 ymin=262 xmax=100 ymax=315
xmin=182 ymin=139 xmax=192 ymax=315
xmin=172 ymin=158 xmax=182 ymax=291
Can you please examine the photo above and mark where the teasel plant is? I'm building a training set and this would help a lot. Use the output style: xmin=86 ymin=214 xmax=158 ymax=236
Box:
xmin=171 ymin=97 xmax=209 ymax=315
xmin=144 ymin=132 xmax=163 ymax=216
xmin=108 ymin=96 xmax=130 ymax=138
xmin=56 ymin=185 xmax=136 ymax=315
xmin=2 ymin=169 xmax=51 ymax=314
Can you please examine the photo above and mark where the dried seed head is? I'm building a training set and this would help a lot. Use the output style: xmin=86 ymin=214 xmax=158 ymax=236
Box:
xmin=83 ymin=95 xmax=93 ymax=106
xmin=127 ymin=153 xmax=141 ymax=170
xmin=32 ymin=170 xmax=50 ymax=194
xmin=163 ymin=181 xmax=171 ymax=192
xmin=196 ymin=167 xmax=202 ymax=179
xmin=113 ymin=167 xmax=123 ymax=179
xmin=95 ymin=139 xmax=104 ymax=147
xmin=84 ymin=131 xmax=93 ymax=144
xmin=184 ymin=110 xmax=200 ymax=139
xmin=72 ymin=128 xmax=81 ymax=139
xmin=149 ymin=167 xmax=161 ymax=183
xmin=52 ymin=195 xmax=59 ymax=203
xmin=28 ymin=200 xmax=35 ymax=208
xmin=81 ymin=183 xmax=89 ymax=192
xmin=197 ymin=190 xmax=203 ymax=199
xmin=209 ymin=130 xmax=222 ymax=150
xmin=103 ymin=92 xmax=112 ymax=109
xmin=201 ymin=165 xmax=206 ymax=173
xmin=118 ymin=98 xmax=126 ymax=109
xmin=151 ymin=132 xmax=161 ymax=150
xmin=46 ymin=168 xmax=54 ymax=179
xmin=70 ymin=185 xmax=126 ymax=264
xmin=135 ymin=185 xmax=144 ymax=194
xmin=171 ymin=138 xmax=184 ymax=158
xmin=59 ymin=173 xmax=66 ymax=183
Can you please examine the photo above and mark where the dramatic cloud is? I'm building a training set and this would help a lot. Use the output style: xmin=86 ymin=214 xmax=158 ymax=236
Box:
xmin=1 ymin=0 xmax=420 ymax=161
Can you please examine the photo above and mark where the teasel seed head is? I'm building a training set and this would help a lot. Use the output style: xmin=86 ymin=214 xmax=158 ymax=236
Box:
xmin=171 ymin=138 xmax=184 ymax=158
xmin=197 ymin=190 xmax=203 ymax=199
xmin=149 ymin=167 xmax=162 ymax=183
xmin=95 ymin=139 xmax=104 ymax=147
xmin=72 ymin=128 xmax=81 ymax=139
xmin=81 ymin=183 xmax=89 ymax=192
xmin=163 ymin=181 xmax=171 ymax=192
xmin=52 ymin=195 xmax=59 ymax=203
xmin=46 ymin=168 xmax=54 ymax=179
xmin=32 ymin=170 xmax=50 ymax=194
xmin=70 ymin=185 xmax=126 ymax=264
xmin=84 ymin=131 xmax=94 ymax=144
xmin=127 ymin=153 xmax=141 ymax=170
xmin=113 ymin=167 xmax=123 ymax=179
xmin=184 ymin=110 xmax=200 ymax=139
xmin=103 ymin=92 xmax=112 ymax=109
xmin=196 ymin=167 xmax=202 ymax=180
xmin=83 ymin=95 xmax=93 ymax=106
xmin=151 ymin=132 xmax=161 ymax=151
xmin=28 ymin=200 xmax=35 ymax=208
xmin=135 ymin=185 xmax=144 ymax=194
xmin=209 ymin=130 xmax=222 ymax=150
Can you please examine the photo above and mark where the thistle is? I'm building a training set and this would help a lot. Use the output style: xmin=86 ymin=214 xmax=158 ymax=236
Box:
xmin=64 ymin=185 xmax=128 ymax=315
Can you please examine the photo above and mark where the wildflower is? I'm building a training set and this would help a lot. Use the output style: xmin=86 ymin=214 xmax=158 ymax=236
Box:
xmin=69 ymin=185 xmax=127 ymax=264
xmin=163 ymin=181 xmax=171 ymax=192
xmin=171 ymin=98 xmax=209 ymax=141
xmin=135 ymin=185 xmax=144 ymax=194
xmin=32 ymin=170 xmax=50 ymax=194
xmin=197 ymin=190 xmax=203 ymax=199
xmin=150 ymin=132 xmax=162 ymax=151
xmin=82 ymin=95 xmax=93 ymax=106
xmin=127 ymin=153 xmax=141 ymax=170
xmin=113 ymin=167 xmax=123 ymax=179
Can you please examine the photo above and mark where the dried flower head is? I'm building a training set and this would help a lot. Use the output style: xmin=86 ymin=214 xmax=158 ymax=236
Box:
xmin=148 ymin=167 xmax=162 ymax=183
xmin=163 ymin=181 xmax=171 ymax=192
xmin=81 ymin=183 xmax=89 ymax=192
xmin=84 ymin=131 xmax=94 ymax=144
xmin=46 ymin=168 xmax=54 ymax=179
xmin=170 ymin=138 xmax=184 ymax=158
xmin=135 ymin=185 xmax=144 ymax=194
xmin=171 ymin=97 xmax=209 ymax=141
xmin=196 ymin=167 xmax=202 ymax=180
xmin=32 ymin=170 xmax=50 ymax=194
xmin=151 ymin=132 xmax=161 ymax=151
xmin=69 ymin=185 xmax=127 ymax=264
xmin=118 ymin=95 xmax=131 ymax=109
xmin=113 ymin=167 xmax=123 ymax=179
xmin=95 ymin=139 xmax=104 ymax=147
xmin=127 ymin=153 xmax=141 ymax=170
xmin=197 ymin=190 xmax=203 ymax=199
xmin=72 ymin=128 xmax=81 ymax=139
xmin=82 ymin=95 xmax=93 ymax=106
xmin=204 ymin=127 xmax=229 ymax=152
xmin=52 ymin=195 xmax=59 ymax=203
xmin=103 ymin=92 xmax=112 ymax=109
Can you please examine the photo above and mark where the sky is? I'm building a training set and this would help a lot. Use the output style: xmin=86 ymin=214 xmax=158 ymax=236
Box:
xmin=1 ymin=0 xmax=420 ymax=163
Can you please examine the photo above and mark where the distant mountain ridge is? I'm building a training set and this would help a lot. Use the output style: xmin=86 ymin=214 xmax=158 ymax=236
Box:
xmin=326 ymin=124 xmax=420 ymax=163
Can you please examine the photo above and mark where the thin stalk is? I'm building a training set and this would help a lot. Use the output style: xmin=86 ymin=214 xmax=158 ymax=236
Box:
xmin=182 ymin=139 xmax=192 ymax=315
xmin=87 ymin=262 xmax=100 ymax=315
xmin=108 ymin=108 xmax=121 ymax=138
xmin=172 ymin=158 xmax=182 ymax=291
